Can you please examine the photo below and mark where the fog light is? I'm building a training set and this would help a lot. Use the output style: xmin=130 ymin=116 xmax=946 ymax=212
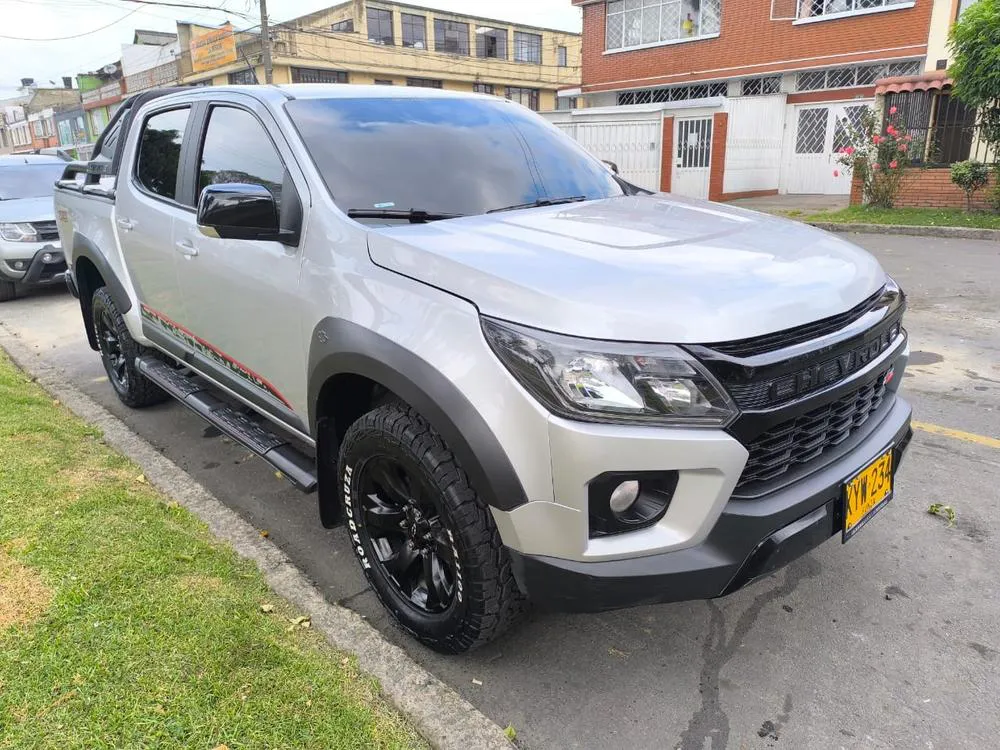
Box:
xmin=608 ymin=480 xmax=640 ymax=513
xmin=42 ymin=252 xmax=54 ymax=263
xmin=13 ymin=261 xmax=26 ymax=270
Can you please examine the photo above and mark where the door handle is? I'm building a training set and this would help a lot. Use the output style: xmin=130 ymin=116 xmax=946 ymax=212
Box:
xmin=174 ymin=240 xmax=199 ymax=258
xmin=116 ymin=217 xmax=134 ymax=232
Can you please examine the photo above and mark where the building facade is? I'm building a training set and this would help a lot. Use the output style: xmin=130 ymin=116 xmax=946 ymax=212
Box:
xmin=0 ymin=82 xmax=81 ymax=155
xmin=78 ymin=65 xmax=125 ymax=137
xmin=175 ymin=0 xmax=582 ymax=111
xmin=569 ymin=0 xmax=948 ymax=195
xmin=123 ymin=29 xmax=182 ymax=94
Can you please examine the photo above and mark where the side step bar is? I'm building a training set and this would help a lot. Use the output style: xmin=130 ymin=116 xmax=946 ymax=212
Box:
xmin=137 ymin=356 xmax=317 ymax=493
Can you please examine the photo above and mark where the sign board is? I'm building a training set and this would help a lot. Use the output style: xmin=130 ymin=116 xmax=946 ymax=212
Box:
xmin=191 ymin=24 xmax=236 ymax=73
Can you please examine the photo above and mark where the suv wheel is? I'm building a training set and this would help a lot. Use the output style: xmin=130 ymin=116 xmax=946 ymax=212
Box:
xmin=92 ymin=287 xmax=168 ymax=408
xmin=338 ymin=403 xmax=522 ymax=653
xmin=0 ymin=280 xmax=15 ymax=303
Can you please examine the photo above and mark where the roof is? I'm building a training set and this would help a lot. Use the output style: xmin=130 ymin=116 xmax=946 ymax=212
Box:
xmin=0 ymin=154 xmax=67 ymax=166
xmin=875 ymin=70 xmax=952 ymax=95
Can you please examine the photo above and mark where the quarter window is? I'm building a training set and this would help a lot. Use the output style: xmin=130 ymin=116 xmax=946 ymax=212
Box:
xmin=434 ymin=19 xmax=469 ymax=55
xmin=136 ymin=107 xmax=190 ymax=201
xmin=402 ymin=13 xmax=426 ymax=48
xmin=513 ymin=31 xmax=542 ymax=63
xmin=198 ymin=106 xmax=286 ymax=214
xmin=367 ymin=7 xmax=393 ymax=45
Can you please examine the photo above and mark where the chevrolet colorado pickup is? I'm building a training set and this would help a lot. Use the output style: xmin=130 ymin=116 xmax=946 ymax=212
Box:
xmin=55 ymin=85 xmax=912 ymax=653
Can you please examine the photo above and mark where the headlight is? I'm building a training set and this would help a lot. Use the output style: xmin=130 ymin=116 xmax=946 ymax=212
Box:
xmin=0 ymin=223 xmax=38 ymax=243
xmin=481 ymin=317 xmax=737 ymax=426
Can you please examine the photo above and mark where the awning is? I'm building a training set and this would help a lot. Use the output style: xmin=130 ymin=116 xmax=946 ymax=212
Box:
xmin=875 ymin=70 xmax=952 ymax=95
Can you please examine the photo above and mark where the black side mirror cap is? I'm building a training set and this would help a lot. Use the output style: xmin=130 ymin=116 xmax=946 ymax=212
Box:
xmin=197 ymin=183 xmax=297 ymax=244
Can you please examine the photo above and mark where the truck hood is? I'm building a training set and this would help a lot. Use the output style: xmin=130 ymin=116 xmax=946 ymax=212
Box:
xmin=366 ymin=194 xmax=886 ymax=343
xmin=0 ymin=196 xmax=55 ymax=224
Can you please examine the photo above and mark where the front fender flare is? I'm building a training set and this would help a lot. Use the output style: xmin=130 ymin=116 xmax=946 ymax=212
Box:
xmin=309 ymin=318 xmax=529 ymax=513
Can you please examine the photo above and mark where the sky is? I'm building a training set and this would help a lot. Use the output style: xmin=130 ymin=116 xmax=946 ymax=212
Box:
xmin=0 ymin=0 xmax=582 ymax=99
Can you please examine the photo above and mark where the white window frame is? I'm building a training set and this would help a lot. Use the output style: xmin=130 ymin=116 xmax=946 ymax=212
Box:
xmin=793 ymin=0 xmax=915 ymax=25
xmin=604 ymin=0 xmax=722 ymax=55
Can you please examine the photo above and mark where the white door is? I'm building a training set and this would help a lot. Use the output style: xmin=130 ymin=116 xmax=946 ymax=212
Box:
xmin=672 ymin=117 xmax=713 ymax=199
xmin=783 ymin=102 xmax=870 ymax=194
xmin=568 ymin=120 xmax=662 ymax=192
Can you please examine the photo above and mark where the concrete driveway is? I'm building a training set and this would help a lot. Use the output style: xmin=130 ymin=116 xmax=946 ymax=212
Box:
xmin=2 ymin=233 xmax=998 ymax=749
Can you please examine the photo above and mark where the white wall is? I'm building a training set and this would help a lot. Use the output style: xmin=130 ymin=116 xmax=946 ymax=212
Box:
xmin=121 ymin=41 xmax=181 ymax=76
xmin=722 ymin=94 xmax=786 ymax=194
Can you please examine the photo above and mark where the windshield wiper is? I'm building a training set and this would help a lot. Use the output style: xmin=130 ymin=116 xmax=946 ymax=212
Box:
xmin=487 ymin=196 xmax=587 ymax=214
xmin=346 ymin=208 xmax=465 ymax=223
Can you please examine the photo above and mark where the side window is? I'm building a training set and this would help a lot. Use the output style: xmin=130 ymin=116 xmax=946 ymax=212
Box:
xmin=136 ymin=108 xmax=190 ymax=201
xmin=198 ymin=106 xmax=285 ymax=213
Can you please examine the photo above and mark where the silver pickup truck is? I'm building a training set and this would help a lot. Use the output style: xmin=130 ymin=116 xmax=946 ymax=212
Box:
xmin=55 ymin=84 xmax=912 ymax=653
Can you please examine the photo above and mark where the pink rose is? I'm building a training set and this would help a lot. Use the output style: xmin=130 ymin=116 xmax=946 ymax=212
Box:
xmin=889 ymin=160 xmax=898 ymax=169
xmin=899 ymin=143 xmax=908 ymax=152
xmin=889 ymin=106 xmax=897 ymax=115
xmin=833 ymin=169 xmax=840 ymax=177
xmin=845 ymin=145 xmax=855 ymax=155
xmin=872 ymin=134 xmax=882 ymax=145
xmin=873 ymin=163 xmax=881 ymax=170
xmin=886 ymin=125 xmax=897 ymax=136
xmin=904 ymin=134 xmax=912 ymax=142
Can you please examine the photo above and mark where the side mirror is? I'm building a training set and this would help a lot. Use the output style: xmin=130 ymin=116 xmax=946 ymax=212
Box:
xmin=197 ymin=183 xmax=293 ymax=242
xmin=602 ymin=159 xmax=620 ymax=175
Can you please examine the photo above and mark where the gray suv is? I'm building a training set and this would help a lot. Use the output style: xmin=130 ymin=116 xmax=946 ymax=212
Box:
xmin=54 ymin=85 xmax=912 ymax=653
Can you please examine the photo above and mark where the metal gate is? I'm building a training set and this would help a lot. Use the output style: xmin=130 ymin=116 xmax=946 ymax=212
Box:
xmin=553 ymin=119 xmax=662 ymax=192
xmin=782 ymin=102 xmax=871 ymax=194
xmin=673 ymin=117 xmax=713 ymax=199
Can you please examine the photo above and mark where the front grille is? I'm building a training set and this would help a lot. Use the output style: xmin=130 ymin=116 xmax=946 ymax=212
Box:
xmin=706 ymin=287 xmax=886 ymax=357
xmin=736 ymin=370 xmax=889 ymax=490
xmin=30 ymin=221 xmax=59 ymax=241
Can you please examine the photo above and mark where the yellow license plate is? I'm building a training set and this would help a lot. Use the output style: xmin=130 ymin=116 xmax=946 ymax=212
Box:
xmin=843 ymin=447 xmax=893 ymax=542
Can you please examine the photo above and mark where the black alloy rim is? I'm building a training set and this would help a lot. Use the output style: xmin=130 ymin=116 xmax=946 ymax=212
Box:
xmin=358 ymin=456 xmax=458 ymax=614
xmin=96 ymin=309 xmax=128 ymax=390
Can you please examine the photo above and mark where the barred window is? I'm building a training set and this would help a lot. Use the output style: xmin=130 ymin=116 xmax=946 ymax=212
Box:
xmin=434 ymin=19 xmax=469 ymax=55
xmin=606 ymin=0 xmax=722 ymax=51
xmin=367 ymin=7 xmax=393 ymax=45
xmin=228 ymin=68 xmax=257 ymax=85
xmin=506 ymin=87 xmax=539 ymax=111
xmin=473 ymin=83 xmax=495 ymax=95
xmin=513 ymin=31 xmax=542 ymax=63
xmin=291 ymin=67 xmax=348 ymax=84
xmin=406 ymin=77 xmax=443 ymax=88
xmin=401 ymin=13 xmax=426 ymax=48
xmin=617 ymin=81 xmax=727 ymax=105
xmin=798 ymin=0 xmax=912 ymax=19
xmin=740 ymin=76 xmax=781 ymax=96
xmin=795 ymin=61 xmax=921 ymax=91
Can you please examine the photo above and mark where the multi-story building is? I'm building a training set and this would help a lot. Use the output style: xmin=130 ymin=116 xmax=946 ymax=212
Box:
xmin=123 ymin=29 xmax=182 ymax=95
xmin=569 ymin=0 xmax=947 ymax=196
xmin=78 ymin=63 xmax=125 ymax=137
xmin=174 ymin=0 xmax=582 ymax=112
xmin=0 ymin=80 xmax=81 ymax=155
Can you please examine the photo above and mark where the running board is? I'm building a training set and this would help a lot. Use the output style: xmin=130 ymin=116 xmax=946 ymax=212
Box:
xmin=137 ymin=356 xmax=317 ymax=493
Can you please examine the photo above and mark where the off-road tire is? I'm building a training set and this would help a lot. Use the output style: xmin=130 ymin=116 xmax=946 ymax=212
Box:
xmin=338 ymin=403 xmax=523 ymax=654
xmin=92 ymin=287 xmax=169 ymax=408
xmin=0 ymin=280 xmax=16 ymax=303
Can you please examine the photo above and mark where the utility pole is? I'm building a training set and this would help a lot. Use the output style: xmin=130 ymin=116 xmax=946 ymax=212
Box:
xmin=259 ymin=0 xmax=274 ymax=84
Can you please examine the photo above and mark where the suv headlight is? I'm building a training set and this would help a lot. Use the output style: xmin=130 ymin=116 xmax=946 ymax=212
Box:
xmin=481 ymin=317 xmax=737 ymax=427
xmin=0 ymin=223 xmax=38 ymax=243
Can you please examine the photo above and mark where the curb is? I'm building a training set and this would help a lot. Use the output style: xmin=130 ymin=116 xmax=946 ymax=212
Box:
xmin=0 ymin=324 xmax=512 ymax=750
xmin=808 ymin=221 xmax=1000 ymax=242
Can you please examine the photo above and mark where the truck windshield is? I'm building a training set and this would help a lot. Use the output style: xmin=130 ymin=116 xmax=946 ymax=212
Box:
xmin=285 ymin=96 xmax=625 ymax=220
xmin=0 ymin=164 xmax=66 ymax=200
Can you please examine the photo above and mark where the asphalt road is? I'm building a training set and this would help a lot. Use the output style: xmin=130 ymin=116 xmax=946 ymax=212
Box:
xmin=2 ymin=233 xmax=998 ymax=750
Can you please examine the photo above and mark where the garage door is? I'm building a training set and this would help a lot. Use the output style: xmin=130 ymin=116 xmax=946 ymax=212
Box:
xmin=558 ymin=120 xmax=662 ymax=192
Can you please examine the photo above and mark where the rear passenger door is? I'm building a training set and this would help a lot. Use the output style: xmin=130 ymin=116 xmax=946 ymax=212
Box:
xmin=172 ymin=98 xmax=309 ymax=426
xmin=116 ymin=105 xmax=194 ymax=328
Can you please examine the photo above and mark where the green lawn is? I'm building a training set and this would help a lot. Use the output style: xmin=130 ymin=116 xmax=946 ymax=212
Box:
xmin=0 ymin=353 xmax=425 ymax=750
xmin=802 ymin=205 xmax=1000 ymax=230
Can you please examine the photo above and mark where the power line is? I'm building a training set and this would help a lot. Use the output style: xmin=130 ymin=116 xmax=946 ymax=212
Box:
xmin=0 ymin=6 xmax=143 ymax=40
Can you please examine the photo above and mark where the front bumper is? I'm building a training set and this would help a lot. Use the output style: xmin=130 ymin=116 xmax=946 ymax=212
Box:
xmin=0 ymin=245 xmax=67 ymax=288
xmin=509 ymin=395 xmax=912 ymax=612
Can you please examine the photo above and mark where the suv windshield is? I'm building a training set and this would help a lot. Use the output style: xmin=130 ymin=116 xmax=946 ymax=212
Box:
xmin=0 ymin=163 xmax=66 ymax=200
xmin=286 ymin=96 xmax=625 ymax=220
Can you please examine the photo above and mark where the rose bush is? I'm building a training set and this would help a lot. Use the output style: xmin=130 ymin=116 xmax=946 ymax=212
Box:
xmin=835 ymin=106 xmax=912 ymax=208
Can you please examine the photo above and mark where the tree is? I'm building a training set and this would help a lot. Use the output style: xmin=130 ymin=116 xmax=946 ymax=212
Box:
xmin=949 ymin=0 xmax=1000 ymax=149
xmin=950 ymin=160 xmax=989 ymax=210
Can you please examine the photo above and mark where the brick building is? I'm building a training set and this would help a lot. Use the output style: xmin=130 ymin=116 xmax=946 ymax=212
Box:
xmin=566 ymin=0 xmax=954 ymax=197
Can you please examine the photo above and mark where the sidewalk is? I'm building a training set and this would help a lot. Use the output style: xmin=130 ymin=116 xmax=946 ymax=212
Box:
xmin=729 ymin=194 xmax=850 ymax=214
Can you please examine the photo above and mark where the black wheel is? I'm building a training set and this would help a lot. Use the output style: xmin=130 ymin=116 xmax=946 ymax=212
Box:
xmin=91 ymin=287 xmax=168 ymax=408
xmin=0 ymin=280 xmax=15 ymax=303
xmin=338 ymin=403 xmax=522 ymax=654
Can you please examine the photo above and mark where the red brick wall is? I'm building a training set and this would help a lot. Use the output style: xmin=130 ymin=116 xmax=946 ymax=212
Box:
xmin=576 ymin=0 xmax=932 ymax=93
xmin=849 ymin=168 xmax=998 ymax=209
xmin=709 ymin=112 xmax=728 ymax=201
xmin=660 ymin=116 xmax=674 ymax=192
